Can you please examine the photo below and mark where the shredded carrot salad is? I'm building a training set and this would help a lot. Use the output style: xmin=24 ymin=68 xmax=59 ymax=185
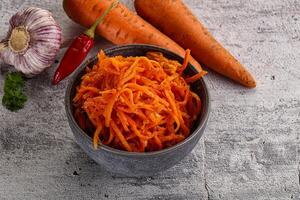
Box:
xmin=73 ymin=50 xmax=205 ymax=152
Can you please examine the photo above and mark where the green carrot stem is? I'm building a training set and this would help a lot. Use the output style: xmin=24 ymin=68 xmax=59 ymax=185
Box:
xmin=84 ymin=1 xmax=118 ymax=38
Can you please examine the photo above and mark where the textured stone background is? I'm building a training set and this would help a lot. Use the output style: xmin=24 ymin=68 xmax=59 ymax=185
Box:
xmin=0 ymin=0 xmax=299 ymax=199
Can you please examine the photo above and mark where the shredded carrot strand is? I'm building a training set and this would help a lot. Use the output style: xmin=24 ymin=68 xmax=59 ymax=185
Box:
xmin=93 ymin=125 xmax=102 ymax=149
xmin=185 ymin=70 xmax=208 ymax=83
xmin=178 ymin=49 xmax=191 ymax=74
xmin=111 ymin=121 xmax=132 ymax=151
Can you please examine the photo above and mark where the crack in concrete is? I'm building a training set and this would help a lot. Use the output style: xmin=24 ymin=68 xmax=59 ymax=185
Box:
xmin=298 ymin=163 xmax=300 ymax=186
xmin=203 ymin=138 xmax=213 ymax=200
xmin=205 ymin=180 xmax=212 ymax=200
xmin=202 ymin=138 xmax=209 ymax=200
xmin=203 ymin=138 xmax=219 ymax=200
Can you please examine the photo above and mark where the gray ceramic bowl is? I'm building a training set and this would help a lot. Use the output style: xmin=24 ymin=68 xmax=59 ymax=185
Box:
xmin=65 ymin=44 xmax=210 ymax=177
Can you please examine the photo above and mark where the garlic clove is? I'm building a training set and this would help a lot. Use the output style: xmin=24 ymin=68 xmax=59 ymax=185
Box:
xmin=0 ymin=7 xmax=62 ymax=77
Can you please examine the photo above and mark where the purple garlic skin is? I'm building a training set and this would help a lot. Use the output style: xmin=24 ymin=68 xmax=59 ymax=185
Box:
xmin=0 ymin=7 xmax=62 ymax=76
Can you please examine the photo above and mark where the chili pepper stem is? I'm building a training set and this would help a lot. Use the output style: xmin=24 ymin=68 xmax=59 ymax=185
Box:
xmin=84 ymin=1 xmax=118 ymax=39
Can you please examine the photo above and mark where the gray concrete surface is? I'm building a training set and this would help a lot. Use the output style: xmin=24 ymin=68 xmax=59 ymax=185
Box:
xmin=0 ymin=0 xmax=299 ymax=199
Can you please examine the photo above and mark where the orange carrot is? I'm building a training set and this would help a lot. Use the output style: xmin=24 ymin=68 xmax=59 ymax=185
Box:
xmin=134 ymin=0 xmax=256 ymax=88
xmin=63 ymin=0 xmax=204 ymax=72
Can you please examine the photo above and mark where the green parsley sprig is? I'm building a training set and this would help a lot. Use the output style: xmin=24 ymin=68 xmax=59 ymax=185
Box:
xmin=2 ymin=72 xmax=27 ymax=111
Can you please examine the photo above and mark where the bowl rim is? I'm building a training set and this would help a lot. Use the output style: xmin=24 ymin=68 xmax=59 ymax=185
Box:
xmin=65 ymin=44 xmax=210 ymax=157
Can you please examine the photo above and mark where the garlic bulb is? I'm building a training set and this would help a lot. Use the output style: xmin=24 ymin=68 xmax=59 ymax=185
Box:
xmin=0 ymin=7 xmax=62 ymax=76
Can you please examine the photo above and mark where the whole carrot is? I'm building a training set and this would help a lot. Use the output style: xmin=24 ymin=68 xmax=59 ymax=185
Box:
xmin=134 ymin=0 xmax=256 ymax=88
xmin=62 ymin=0 xmax=205 ymax=73
xmin=52 ymin=1 xmax=118 ymax=85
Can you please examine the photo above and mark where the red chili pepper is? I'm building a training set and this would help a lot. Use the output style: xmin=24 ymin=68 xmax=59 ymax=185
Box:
xmin=52 ymin=1 xmax=118 ymax=85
